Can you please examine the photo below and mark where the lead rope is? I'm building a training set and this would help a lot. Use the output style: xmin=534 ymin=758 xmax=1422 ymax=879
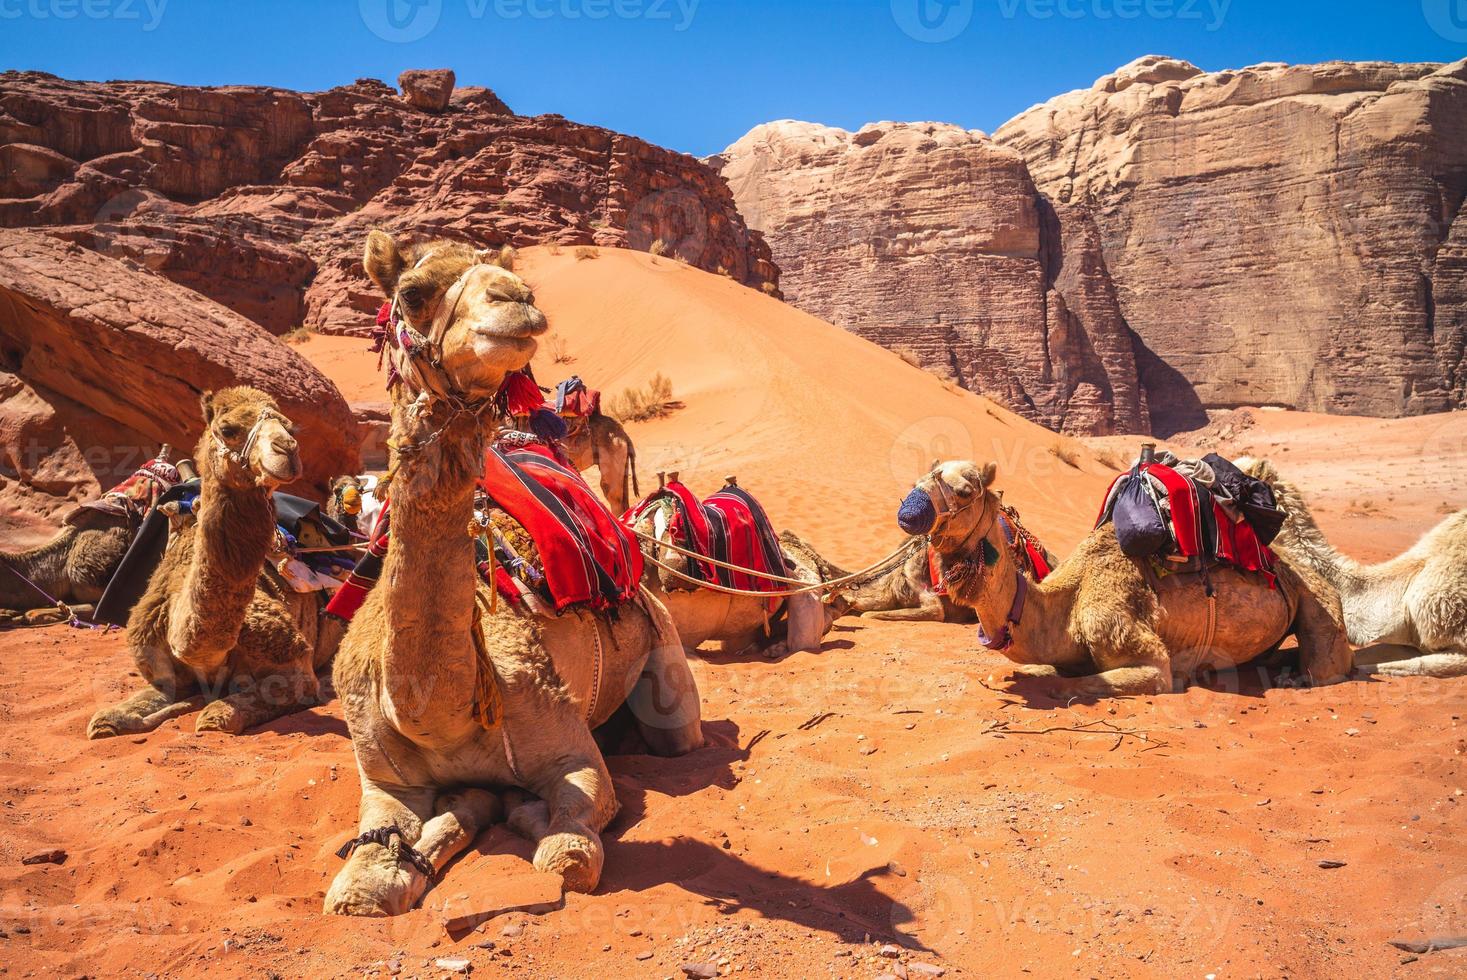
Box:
xmin=632 ymin=528 xmax=911 ymax=593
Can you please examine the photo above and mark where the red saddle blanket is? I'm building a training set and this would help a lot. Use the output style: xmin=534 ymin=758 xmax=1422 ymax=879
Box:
xmin=1096 ymin=462 xmax=1276 ymax=579
xmin=325 ymin=443 xmax=642 ymax=621
xmin=624 ymin=481 xmax=788 ymax=611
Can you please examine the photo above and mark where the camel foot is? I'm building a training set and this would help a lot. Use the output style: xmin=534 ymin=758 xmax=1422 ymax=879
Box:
xmin=194 ymin=700 xmax=246 ymax=734
xmin=88 ymin=695 xmax=205 ymax=739
xmin=322 ymin=844 xmax=421 ymax=917
xmin=533 ymin=831 xmax=604 ymax=894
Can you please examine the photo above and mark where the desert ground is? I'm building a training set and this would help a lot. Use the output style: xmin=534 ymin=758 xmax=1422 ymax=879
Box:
xmin=2 ymin=251 xmax=1463 ymax=979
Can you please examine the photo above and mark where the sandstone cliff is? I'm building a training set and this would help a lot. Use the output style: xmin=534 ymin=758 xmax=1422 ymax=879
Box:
xmin=0 ymin=70 xmax=779 ymax=338
xmin=996 ymin=55 xmax=1467 ymax=426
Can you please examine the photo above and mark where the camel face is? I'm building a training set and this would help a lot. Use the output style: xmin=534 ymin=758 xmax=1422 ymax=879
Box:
xmin=898 ymin=460 xmax=998 ymax=546
xmin=364 ymin=232 xmax=548 ymax=402
xmin=200 ymin=387 xmax=302 ymax=489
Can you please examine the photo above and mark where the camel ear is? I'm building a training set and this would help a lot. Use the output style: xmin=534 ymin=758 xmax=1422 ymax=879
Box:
xmin=477 ymin=244 xmax=516 ymax=271
xmin=979 ymin=461 xmax=998 ymax=490
xmin=200 ymin=391 xmax=217 ymax=426
xmin=364 ymin=230 xmax=406 ymax=296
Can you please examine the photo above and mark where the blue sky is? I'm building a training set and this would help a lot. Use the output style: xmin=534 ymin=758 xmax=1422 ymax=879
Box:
xmin=1 ymin=0 xmax=1463 ymax=156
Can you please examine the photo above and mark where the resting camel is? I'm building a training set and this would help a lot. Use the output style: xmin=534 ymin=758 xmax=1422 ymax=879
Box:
xmin=898 ymin=461 xmax=1353 ymax=699
xmin=628 ymin=490 xmax=837 ymax=658
xmin=324 ymin=232 xmax=702 ymax=917
xmin=562 ymin=412 xmax=639 ymax=515
xmin=87 ymin=388 xmax=319 ymax=737
xmin=0 ymin=509 xmax=133 ymax=622
xmin=826 ymin=533 xmax=979 ymax=623
xmin=1244 ymin=458 xmax=1467 ymax=678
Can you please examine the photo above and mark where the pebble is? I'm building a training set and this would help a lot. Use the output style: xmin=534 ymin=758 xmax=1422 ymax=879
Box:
xmin=680 ymin=963 xmax=717 ymax=979
xmin=879 ymin=943 xmax=902 ymax=958
xmin=433 ymin=957 xmax=471 ymax=973
xmin=886 ymin=861 xmax=908 ymax=877
xmin=635 ymin=951 xmax=654 ymax=961
xmin=1317 ymin=859 xmax=1347 ymax=869
xmin=500 ymin=922 xmax=524 ymax=938
xmin=20 ymin=849 xmax=66 ymax=866
xmin=908 ymin=965 xmax=946 ymax=977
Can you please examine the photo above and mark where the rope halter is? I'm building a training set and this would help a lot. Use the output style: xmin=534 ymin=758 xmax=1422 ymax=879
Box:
xmin=382 ymin=250 xmax=506 ymax=409
xmin=215 ymin=408 xmax=291 ymax=470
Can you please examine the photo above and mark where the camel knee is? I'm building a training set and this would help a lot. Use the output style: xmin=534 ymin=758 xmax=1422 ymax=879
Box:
xmin=533 ymin=830 xmax=604 ymax=894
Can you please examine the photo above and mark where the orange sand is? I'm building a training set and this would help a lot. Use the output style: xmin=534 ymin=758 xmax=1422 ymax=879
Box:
xmin=3 ymin=252 xmax=1463 ymax=978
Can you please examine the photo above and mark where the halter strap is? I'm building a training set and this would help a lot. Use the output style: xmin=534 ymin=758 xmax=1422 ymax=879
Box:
xmin=216 ymin=409 xmax=288 ymax=469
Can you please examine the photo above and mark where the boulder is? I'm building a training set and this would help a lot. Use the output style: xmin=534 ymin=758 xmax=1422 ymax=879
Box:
xmin=398 ymin=69 xmax=455 ymax=113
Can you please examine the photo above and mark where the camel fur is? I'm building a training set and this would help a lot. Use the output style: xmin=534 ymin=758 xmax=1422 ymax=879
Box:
xmin=0 ymin=509 xmax=133 ymax=622
xmin=324 ymin=233 xmax=703 ymax=918
xmin=629 ymin=497 xmax=837 ymax=658
xmin=826 ymin=533 xmax=978 ymax=624
xmin=562 ymin=412 xmax=639 ymax=515
xmin=87 ymin=387 xmax=319 ymax=738
xmin=1243 ymin=458 xmax=1467 ymax=678
xmin=906 ymin=461 xmax=1353 ymax=699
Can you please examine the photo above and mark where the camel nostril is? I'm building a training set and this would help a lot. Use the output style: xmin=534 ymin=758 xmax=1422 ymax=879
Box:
xmin=897 ymin=488 xmax=937 ymax=536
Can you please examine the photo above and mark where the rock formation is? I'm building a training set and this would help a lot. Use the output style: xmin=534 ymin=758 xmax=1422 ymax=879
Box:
xmin=0 ymin=70 xmax=779 ymax=338
xmin=0 ymin=230 xmax=358 ymax=529
xmin=714 ymin=121 xmax=1152 ymax=435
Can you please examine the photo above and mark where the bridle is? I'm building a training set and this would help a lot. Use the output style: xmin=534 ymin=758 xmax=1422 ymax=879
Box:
xmin=215 ymin=408 xmax=291 ymax=472
xmin=923 ymin=473 xmax=1032 ymax=653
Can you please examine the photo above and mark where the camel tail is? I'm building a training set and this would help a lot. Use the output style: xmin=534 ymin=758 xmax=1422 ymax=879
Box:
xmin=628 ymin=442 xmax=640 ymax=502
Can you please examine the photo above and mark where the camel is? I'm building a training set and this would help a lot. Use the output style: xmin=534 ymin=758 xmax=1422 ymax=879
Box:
xmin=324 ymin=232 xmax=702 ymax=917
xmin=628 ymin=488 xmax=837 ymax=658
xmin=87 ymin=388 xmax=319 ymax=738
xmin=0 ymin=509 xmax=133 ymax=622
xmin=1243 ymin=458 xmax=1467 ymax=678
xmin=562 ymin=411 xmax=639 ymax=515
xmin=325 ymin=475 xmax=368 ymax=533
xmin=898 ymin=461 xmax=1353 ymax=699
xmin=826 ymin=533 xmax=979 ymax=623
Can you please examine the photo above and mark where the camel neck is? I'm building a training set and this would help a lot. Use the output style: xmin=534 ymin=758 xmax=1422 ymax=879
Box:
xmin=1278 ymin=488 xmax=1365 ymax=593
xmin=376 ymin=403 xmax=489 ymax=742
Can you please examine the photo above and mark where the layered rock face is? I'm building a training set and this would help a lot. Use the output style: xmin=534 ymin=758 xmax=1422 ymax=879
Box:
xmin=0 ymin=70 xmax=778 ymax=338
xmin=997 ymin=56 xmax=1467 ymax=425
xmin=714 ymin=121 xmax=1150 ymax=435
xmin=0 ymin=231 xmax=359 ymax=529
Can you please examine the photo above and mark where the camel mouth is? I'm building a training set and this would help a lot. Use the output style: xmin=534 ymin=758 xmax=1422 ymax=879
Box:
xmin=259 ymin=454 xmax=303 ymax=486
xmin=897 ymin=487 xmax=937 ymax=536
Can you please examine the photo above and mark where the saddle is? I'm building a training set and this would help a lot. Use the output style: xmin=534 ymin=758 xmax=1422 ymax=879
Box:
xmin=554 ymin=375 xmax=601 ymax=420
xmin=625 ymin=479 xmax=788 ymax=612
xmin=1095 ymin=450 xmax=1282 ymax=583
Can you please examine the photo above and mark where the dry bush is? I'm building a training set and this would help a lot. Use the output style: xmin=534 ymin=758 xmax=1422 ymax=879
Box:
xmin=1092 ymin=446 xmax=1132 ymax=471
xmin=650 ymin=238 xmax=669 ymax=257
xmin=546 ymin=335 xmax=574 ymax=365
xmin=1439 ymin=501 xmax=1458 ymax=515
xmin=546 ymin=241 xmax=562 ymax=255
xmin=282 ymin=325 xmax=315 ymax=345
xmin=892 ymin=346 xmax=922 ymax=369
xmin=715 ymin=265 xmax=731 ymax=278
xmin=575 ymin=246 xmax=599 ymax=261
xmin=607 ymin=373 xmax=677 ymax=422
xmin=1346 ymin=499 xmax=1382 ymax=517
xmin=760 ymin=281 xmax=778 ymax=296
xmin=1050 ymin=441 xmax=1082 ymax=469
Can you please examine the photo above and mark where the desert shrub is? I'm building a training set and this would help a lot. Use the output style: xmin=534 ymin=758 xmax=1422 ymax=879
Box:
xmin=1050 ymin=441 xmax=1082 ymax=469
xmin=608 ymin=373 xmax=677 ymax=422
xmin=650 ymin=238 xmax=669 ymax=257
xmin=282 ymin=325 xmax=315 ymax=345
xmin=760 ymin=281 xmax=779 ymax=296
xmin=546 ymin=335 xmax=574 ymax=364
xmin=546 ymin=241 xmax=562 ymax=255
xmin=575 ymin=246 xmax=599 ymax=261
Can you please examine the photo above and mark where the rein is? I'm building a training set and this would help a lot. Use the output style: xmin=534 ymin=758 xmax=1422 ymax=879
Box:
xmin=632 ymin=527 xmax=913 ymax=597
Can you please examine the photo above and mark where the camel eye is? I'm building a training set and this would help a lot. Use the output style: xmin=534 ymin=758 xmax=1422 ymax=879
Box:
xmin=955 ymin=485 xmax=974 ymax=499
xmin=399 ymin=285 xmax=425 ymax=311
xmin=218 ymin=423 xmax=242 ymax=440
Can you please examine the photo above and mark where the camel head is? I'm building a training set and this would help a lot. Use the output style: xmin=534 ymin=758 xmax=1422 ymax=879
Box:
xmin=328 ymin=475 xmax=366 ymax=522
xmin=897 ymin=460 xmax=1000 ymax=549
xmin=363 ymin=231 xmax=548 ymax=404
xmin=198 ymin=387 xmax=301 ymax=490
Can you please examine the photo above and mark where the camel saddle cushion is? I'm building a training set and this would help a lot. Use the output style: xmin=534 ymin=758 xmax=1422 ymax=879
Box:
xmin=625 ymin=481 xmax=788 ymax=611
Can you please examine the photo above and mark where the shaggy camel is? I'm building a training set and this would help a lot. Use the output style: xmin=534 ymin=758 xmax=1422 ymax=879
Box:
xmin=562 ymin=412 xmax=639 ymax=515
xmin=628 ymin=492 xmax=836 ymax=658
xmin=87 ymin=388 xmax=319 ymax=738
xmin=1244 ymin=458 xmax=1467 ymax=677
xmin=324 ymin=233 xmax=702 ymax=917
xmin=0 ymin=509 xmax=132 ymax=620
xmin=899 ymin=461 xmax=1353 ymax=698
xmin=827 ymin=533 xmax=979 ymax=623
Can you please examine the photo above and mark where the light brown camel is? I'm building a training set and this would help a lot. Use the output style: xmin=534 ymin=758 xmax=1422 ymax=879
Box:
xmin=826 ymin=533 xmax=979 ymax=623
xmin=1244 ymin=458 xmax=1467 ymax=678
xmin=0 ymin=509 xmax=133 ymax=622
xmin=87 ymin=388 xmax=319 ymax=737
xmin=562 ymin=412 xmax=638 ymax=515
xmin=899 ymin=461 xmax=1353 ymax=698
xmin=324 ymin=233 xmax=703 ymax=917
xmin=628 ymin=491 xmax=837 ymax=658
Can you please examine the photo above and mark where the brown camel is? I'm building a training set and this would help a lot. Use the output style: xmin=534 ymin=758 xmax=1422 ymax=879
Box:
xmin=1244 ymin=458 xmax=1467 ymax=678
xmin=826 ymin=533 xmax=979 ymax=624
xmin=324 ymin=474 xmax=368 ymax=534
xmin=899 ymin=461 xmax=1353 ymax=698
xmin=0 ymin=510 xmax=133 ymax=622
xmin=628 ymin=491 xmax=837 ymax=658
xmin=562 ymin=412 xmax=638 ymax=515
xmin=87 ymin=388 xmax=319 ymax=737
xmin=324 ymin=233 xmax=702 ymax=917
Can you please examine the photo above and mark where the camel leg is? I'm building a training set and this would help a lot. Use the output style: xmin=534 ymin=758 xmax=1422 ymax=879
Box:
xmin=195 ymin=668 xmax=319 ymax=734
xmin=87 ymin=685 xmax=205 ymax=739
xmin=1357 ymin=644 xmax=1467 ymax=679
xmin=1287 ymin=573 xmax=1353 ymax=687
xmin=1049 ymin=625 xmax=1171 ymax=699
xmin=507 ymin=751 xmax=619 ymax=894
xmin=598 ymin=453 xmax=628 ymax=516
xmin=624 ymin=635 xmax=704 ymax=756
xmin=324 ymin=782 xmax=439 ymax=917
xmin=861 ymin=594 xmax=947 ymax=622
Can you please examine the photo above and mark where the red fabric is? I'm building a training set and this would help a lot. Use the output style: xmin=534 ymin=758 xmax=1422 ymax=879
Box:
xmin=324 ymin=503 xmax=391 ymax=620
xmin=1140 ymin=463 xmax=1203 ymax=558
xmin=480 ymin=443 xmax=643 ymax=611
xmin=705 ymin=490 xmax=785 ymax=611
xmin=627 ymin=482 xmax=717 ymax=580
xmin=1025 ymin=540 xmax=1052 ymax=582
xmin=502 ymin=372 xmax=549 ymax=417
xmin=927 ymin=545 xmax=947 ymax=595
